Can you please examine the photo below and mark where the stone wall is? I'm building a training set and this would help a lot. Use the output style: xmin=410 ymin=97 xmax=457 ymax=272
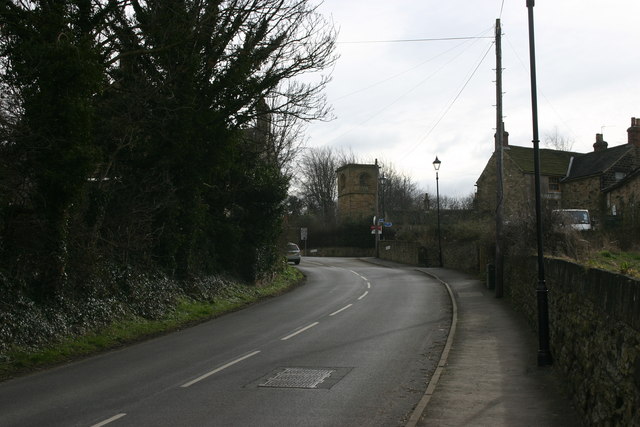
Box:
xmin=607 ymin=172 xmax=640 ymax=228
xmin=378 ymin=240 xmax=422 ymax=265
xmin=304 ymin=246 xmax=375 ymax=258
xmin=562 ymin=176 xmax=604 ymax=221
xmin=377 ymin=239 xmax=480 ymax=273
xmin=504 ymin=256 xmax=640 ymax=425
xmin=476 ymin=148 xmax=546 ymax=217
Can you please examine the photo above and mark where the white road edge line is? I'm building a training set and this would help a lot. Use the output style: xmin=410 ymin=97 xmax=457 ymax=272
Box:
xmin=329 ymin=304 xmax=353 ymax=316
xmin=180 ymin=350 xmax=261 ymax=388
xmin=91 ymin=413 xmax=126 ymax=427
xmin=366 ymin=281 xmax=371 ymax=289
xmin=358 ymin=291 xmax=369 ymax=300
xmin=281 ymin=322 xmax=319 ymax=341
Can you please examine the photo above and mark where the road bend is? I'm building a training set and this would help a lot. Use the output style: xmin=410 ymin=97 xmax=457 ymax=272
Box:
xmin=0 ymin=257 xmax=451 ymax=427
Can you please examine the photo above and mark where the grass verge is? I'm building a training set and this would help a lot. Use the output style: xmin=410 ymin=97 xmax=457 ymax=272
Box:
xmin=0 ymin=266 xmax=304 ymax=381
xmin=586 ymin=249 xmax=640 ymax=278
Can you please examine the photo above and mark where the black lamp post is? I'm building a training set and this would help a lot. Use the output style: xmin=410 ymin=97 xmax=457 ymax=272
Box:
xmin=433 ymin=156 xmax=443 ymax=267
xmin=526 ymin=0 xmax=552 ymax=366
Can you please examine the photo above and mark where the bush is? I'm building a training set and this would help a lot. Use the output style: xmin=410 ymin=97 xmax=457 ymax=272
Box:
xmin=502 ymin=207 xmax=589 ymax=260
xmin=0 ymin=262 xmax=255 ymax=359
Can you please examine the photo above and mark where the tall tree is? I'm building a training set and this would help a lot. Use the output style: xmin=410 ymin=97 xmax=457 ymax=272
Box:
xmin=544 ymin=126 xmax=575 ymax=151
xmin=298 ymin=146 xmax=338 ymax=222
xmin=379 ymin=164 xmax=421 ymax=214
xmin=102 ymin=0 xmax=336 ymax=277
xmin=0 ymin=0 xmax=337 ymax=287
xmin=0 ymin=0 xmax=109 ymax=296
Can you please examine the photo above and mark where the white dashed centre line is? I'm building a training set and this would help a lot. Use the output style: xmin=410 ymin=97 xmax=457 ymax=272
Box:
xmin=181 ymin=350 xmax=261 ymax=388
xmin=91 ymin=413 xmax=126 ymax=427
xmin=281 ymin=322 xmax=319 ymax=341
xmin=358 ymin=291 xmax=369 ymax=300
xmin=329 ymin=304 xmax=353 ymax=316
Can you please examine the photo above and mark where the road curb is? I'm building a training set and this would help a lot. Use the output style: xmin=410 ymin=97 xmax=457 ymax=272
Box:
xmin=405 ymin=270 xmax=458 ymax=427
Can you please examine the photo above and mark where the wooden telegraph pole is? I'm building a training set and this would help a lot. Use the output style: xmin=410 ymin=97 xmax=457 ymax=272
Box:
xmin=494 ymin=18 xmax=505 ymax=298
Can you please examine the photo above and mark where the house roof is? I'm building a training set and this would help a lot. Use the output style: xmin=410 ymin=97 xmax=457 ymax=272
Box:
xmin=564 ymin=144 xmax=634 ymax=181
xmin=505 ymin=145 xmax=578 ymax=176
xmin=602 ymin=165 xmax=640 ymax=193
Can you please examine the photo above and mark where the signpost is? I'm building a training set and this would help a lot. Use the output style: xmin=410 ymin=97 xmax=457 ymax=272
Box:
xmin=300 ymin=227 xmax=308 ymax=255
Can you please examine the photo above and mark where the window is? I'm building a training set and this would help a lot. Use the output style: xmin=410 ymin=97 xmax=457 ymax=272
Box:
xmin=359 ymin=173 xmax=370 ymax=188
xmin=548 ymin=177 xmax=560 ymax=192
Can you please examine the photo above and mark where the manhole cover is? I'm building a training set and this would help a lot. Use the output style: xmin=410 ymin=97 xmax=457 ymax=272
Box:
xmin=254 ymin=367 xmax=352 ymax=389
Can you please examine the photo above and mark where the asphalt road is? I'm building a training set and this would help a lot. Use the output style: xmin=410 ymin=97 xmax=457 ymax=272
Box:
xmin=0 ymin=257 xmax=451 ymax=427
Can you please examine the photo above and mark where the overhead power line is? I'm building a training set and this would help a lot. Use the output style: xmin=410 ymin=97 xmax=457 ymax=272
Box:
xmin=338 ymin=36 xmax=493 ymax=44
xmin=400 ymin=41 xmax=495 ymax=160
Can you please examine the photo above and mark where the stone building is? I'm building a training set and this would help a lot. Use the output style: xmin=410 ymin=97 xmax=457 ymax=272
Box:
xmin=476 ymin=117 xmax=640 ymax=225
xmin=604 ymin=168 xmax=640 ymax=222
xmin=475 ymin=131 xmax=577 ymax=218
xmin=561 ymin=118 xmax=640 ymax=222
xmin=336 ymin=162 xmax=379 ymax=222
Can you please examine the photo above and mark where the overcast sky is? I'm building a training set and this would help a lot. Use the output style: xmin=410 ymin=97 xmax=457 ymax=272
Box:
xmin=303 ymin=0 xmax=640 ymax=198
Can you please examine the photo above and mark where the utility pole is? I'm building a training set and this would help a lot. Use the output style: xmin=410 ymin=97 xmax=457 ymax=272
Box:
xmin=375 ymin=159 xmax=380 ymax=258
xmin=494 ymin=18 xmax=504 ymax=298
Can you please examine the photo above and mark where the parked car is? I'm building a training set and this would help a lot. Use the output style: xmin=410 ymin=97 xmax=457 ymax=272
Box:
xmin=285 ymin=242 xmax=301 ymax=265
xmin=553 ymin=209 xmax=592 ymax=231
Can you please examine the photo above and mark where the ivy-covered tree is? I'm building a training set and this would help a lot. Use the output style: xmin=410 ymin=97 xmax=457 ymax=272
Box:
xmin=101 ymin=0 xmax=336 ymax=278
xmin=0 ymin=0 xmax=337 ymax=291
xmin=0 ymin=0 xmax=111 ymax=297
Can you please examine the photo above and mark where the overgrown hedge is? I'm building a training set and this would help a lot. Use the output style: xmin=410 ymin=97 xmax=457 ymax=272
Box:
xmin=0 ymin=263 xmax=299 ymax=366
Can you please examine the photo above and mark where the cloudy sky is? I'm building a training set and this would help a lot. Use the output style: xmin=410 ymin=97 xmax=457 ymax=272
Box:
xmin=303 ymin=0 xmax=640 ymax=198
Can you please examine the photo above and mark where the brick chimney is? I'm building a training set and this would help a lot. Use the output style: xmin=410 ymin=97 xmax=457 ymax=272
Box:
xmin=494 ymin=130 xmax=509 ymax=147
xmin=628 ymin=117 xmax=640 ymax=147
xmin=593 ymin=133 xmax=608 ymax=152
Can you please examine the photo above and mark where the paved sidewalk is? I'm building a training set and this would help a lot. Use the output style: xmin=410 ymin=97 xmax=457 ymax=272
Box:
xmin=409 ymin=267 xmax=583 ymax=427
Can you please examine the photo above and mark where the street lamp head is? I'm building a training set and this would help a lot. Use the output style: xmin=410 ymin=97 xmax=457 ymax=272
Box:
xmin=432 ymin=156 xmax=441 ymax=171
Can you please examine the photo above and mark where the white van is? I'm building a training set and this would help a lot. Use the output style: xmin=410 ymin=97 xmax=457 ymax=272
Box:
xmin=553 ymin=209 xmax=592 ymax=231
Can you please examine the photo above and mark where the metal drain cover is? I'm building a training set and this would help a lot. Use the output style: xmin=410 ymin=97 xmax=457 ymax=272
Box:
xmin=254 ymin=367 xmax=352 ymax=389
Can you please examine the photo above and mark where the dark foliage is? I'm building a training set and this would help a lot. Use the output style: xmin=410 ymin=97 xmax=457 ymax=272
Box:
xmin=0 ymin=0 xmax=335 ymax=333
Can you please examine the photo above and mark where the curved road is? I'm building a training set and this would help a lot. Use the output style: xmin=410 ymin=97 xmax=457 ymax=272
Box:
xmin=0 ymin=257 xmax=451 ymax=426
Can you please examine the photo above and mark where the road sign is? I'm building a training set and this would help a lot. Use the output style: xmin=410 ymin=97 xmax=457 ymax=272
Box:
xmin=300 ymin=227 xmax=308 ymax=240
xmin=383 ymin=222 xmax=392 ymax=227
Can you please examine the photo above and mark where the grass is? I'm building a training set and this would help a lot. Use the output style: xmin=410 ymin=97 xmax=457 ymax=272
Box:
xmin=586 ymin=250 xmax=640 ymax=278
xmin=0 ymin=266 xmax=304 ymax=381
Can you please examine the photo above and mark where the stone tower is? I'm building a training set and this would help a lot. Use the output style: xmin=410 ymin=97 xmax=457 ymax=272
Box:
xmin=336 ymin=163 xmax=379 ymax=222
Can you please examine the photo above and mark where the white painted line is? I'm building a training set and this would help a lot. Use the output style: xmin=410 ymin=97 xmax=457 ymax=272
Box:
xmin=358 ymin=291 xmax=369 ymax=300
xmin=281 ymin=322 xmax=319 ymax=341
xmin=91 ymin=413 xmax=126 ymax=427
xmin=330 ymin=304 xmax=353 ymax=316
xmin=366 ymin=281 xmax=371 ymax=289
xmin=180 ymin=350 xmax=261 ymax=388
xmin=349 ymin=270 xmax=366 ymax=280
